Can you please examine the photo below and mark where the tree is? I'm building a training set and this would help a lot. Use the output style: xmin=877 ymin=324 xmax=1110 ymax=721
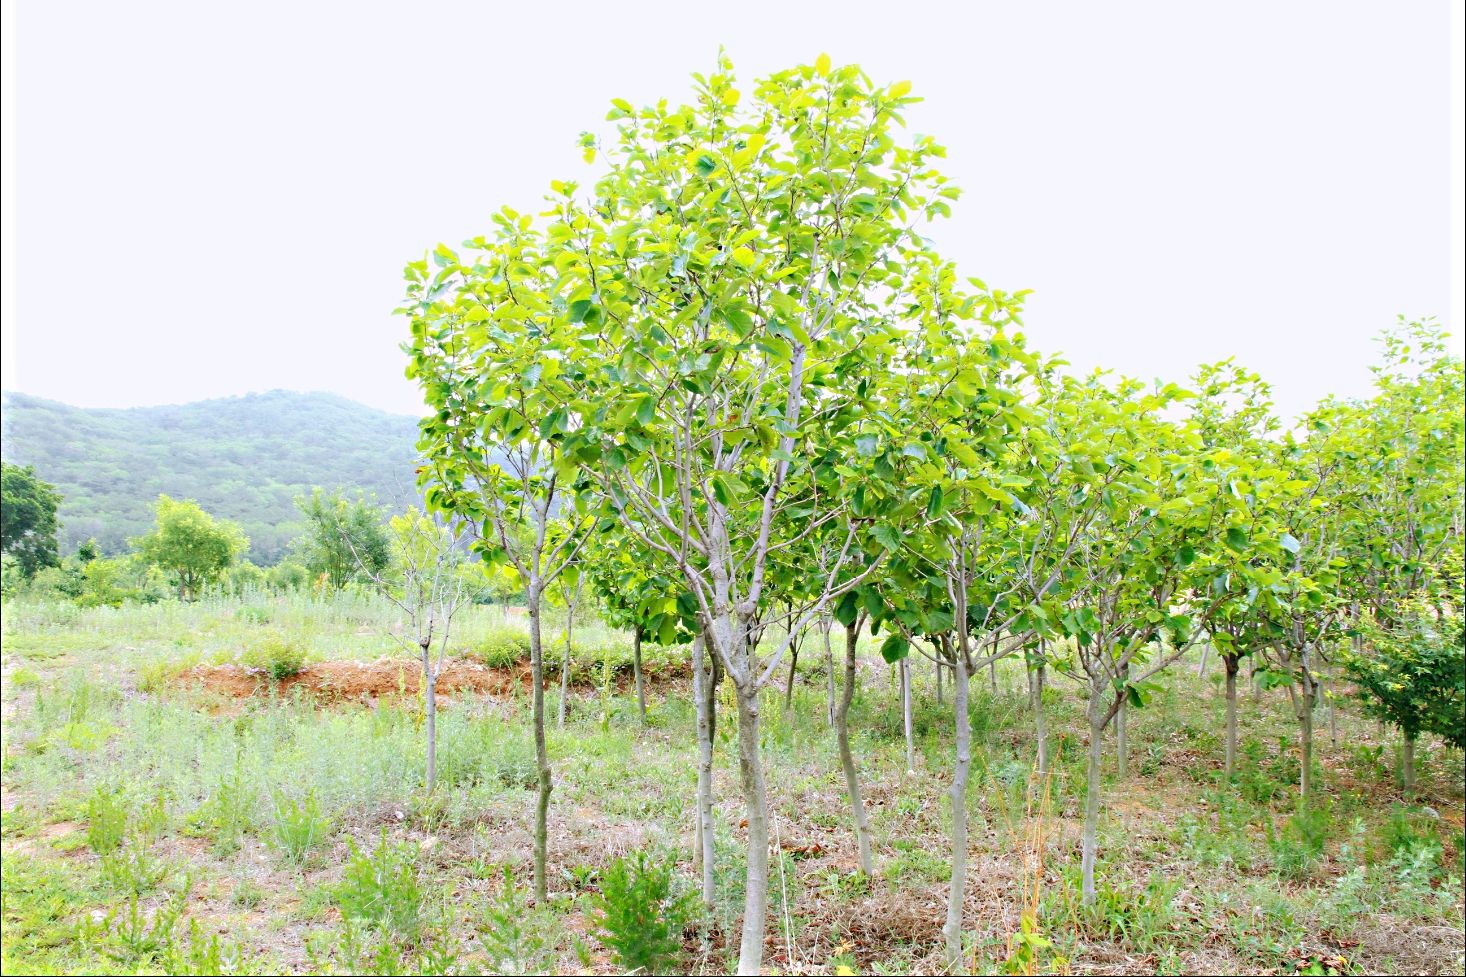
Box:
xmin=1346 ymin=569 xmax=1465 ymax=791
xmin=1 ymin=462 xmax=62 ymax=577
xmin=358 ymin=507 xmax=474 ymax=793
xmin=1333 ymin=320 xmax=1465 ymax=785
xmin=1033 ymin=374 xmax=1243 ymax=904
xmin=402 ymin=218 xmax=592 ymax=904
xmin=134 ymin=495 xmax=247 ymax=599
xmin=554 ymin=57 xmax=964 ymax=973
xmin=293 ymin=488 xmax=390 ymax=590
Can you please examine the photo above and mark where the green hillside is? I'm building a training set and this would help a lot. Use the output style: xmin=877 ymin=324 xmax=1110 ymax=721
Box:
xmin=0 ymin=390 xmax=423 ymax=563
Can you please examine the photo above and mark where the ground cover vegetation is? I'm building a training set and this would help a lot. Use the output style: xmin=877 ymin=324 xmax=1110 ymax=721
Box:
xmin=1 ymin=55 xmax=1462 ymax=976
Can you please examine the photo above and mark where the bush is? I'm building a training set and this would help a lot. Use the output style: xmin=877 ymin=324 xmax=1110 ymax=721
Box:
xmin=85 ymin=786 xmax=129 ymax=855
xmin=1269 ymin=804 xmax=1329 ymax=880
xmin=270 ymin=790 xmax=331 ymax=864
xmin=241 ymin=636 xmax=308 ymax=680
xmin=437 ymin=724 xmax=538 ymax=790
xmin=475 ymin=628 xmax=531 ymax=669
xmin=588 ymin=850 xmax=694 ymax=974
xmin=336 ymin=831 xmax=423 ymax=940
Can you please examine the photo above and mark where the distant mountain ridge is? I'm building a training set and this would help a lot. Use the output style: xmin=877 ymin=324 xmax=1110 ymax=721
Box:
xmin=1 ymin=390 xmax=423 ymax=563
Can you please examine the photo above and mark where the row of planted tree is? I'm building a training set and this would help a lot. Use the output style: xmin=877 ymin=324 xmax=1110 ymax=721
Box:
xmin=393 ymin=56 xmax=1464 ymax=975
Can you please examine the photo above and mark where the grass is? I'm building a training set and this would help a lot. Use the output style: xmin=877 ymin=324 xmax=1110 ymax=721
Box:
xmin=2 ymin=591 xmax=1463 ymax=974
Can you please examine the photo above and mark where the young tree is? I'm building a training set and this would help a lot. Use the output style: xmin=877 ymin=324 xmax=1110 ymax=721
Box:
xmin=1 ymin=461 xmax=63 ymax=577
xmin=293 ymin=488 xmax=391 ymax=590
xmin=554 ymin=58 xmax=956 ymax=973
xmin=1346 ymin=565 xmax=1465 ymax=791
xmin=402 ymin=220 xmax=592 ymax=904
xmin=134 ymin=495 xmax=247 ymax=600
xmin=1186 ymin=361 xmax=1286 ymax=776
xmin=1334 ymin=321 xmax=1465 ymax=783
xmin=356 ymin=507 xmax=473 ymax=793
xmin=1031 ymin=374 xmax=1245 ymax=904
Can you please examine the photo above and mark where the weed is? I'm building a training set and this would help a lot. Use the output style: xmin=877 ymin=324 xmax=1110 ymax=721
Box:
xmin=335 ymin=831 xmax=423 ymax=941
xmin=85 ymin=785 xmax=129 ymax=854
xmin=270 ymin=789 xmax=331 ymax=864
xmin=589 ymin=849 xmax=695 ymax=975
xmin=1269 ymin=804 xmax=1329 ymax=881
xmin=242 ymin=635 xmax=307 ymax=680
xmin=478 ymin=868 xmax=554 ymax=975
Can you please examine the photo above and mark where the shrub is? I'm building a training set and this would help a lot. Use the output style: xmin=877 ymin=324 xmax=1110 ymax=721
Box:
xmin=1269 ymin=804 xmax=1329 ymax=880
xmin=270 ymin=789 xmax=331 ymax=864
xmin=85 ymin=786 xmax=129 ymax=855
xmin=588 ymin=849 xmax=694 ymax=975
xmin=188 ymin=765 xmax=257 ymax=854
xmin=479 ymin=868 xmax=553 ymax=975
xmin=335 ymin=831 xmax=423 ymax=940
xmin=241 ymin=636 xmax=308 ymax=680
xmin=475 ymin=628 xmax=531 ymax=669
xmin=437 ymin=724 xmax=538 ymax=790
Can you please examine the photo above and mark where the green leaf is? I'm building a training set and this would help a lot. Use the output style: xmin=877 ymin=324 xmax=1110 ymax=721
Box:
xmin=871 ymin=524 xmax=902 ymax=551
xmin=833 ymin=591 xmax=860 ymax=628
xmin=879 ymin=634 xmax=910 ymax=664
xmin=925 ymin=485 xmax=944 ymax=519
xmin=1279 ymin=533 xmax=1301 ymax=554
xmin=1225 ymin=526 xmax=1249 ymax=552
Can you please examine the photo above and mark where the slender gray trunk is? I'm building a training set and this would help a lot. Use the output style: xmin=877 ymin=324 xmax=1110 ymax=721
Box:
xmin=1223 ymin=654 xmax=1239 ymax=778
xmin=691 ymin=632 xmax=716 ymax=907
xmin=557 ymin=618 xmax=571 ymax=729
xmin=935 ymin=647 xmax=944 ymax=706
xmin=989 ymin=659 xmax=998 ymax=696
xmin=1299 ymin=694 xmax=1314 ymax=801
xmin=1116 ymin=662 xmax=1129 ymax=778
xmin=901 ymin=656 xmax=915 ymax=773
xmin=784 ymin=644 xmax=799 ymax=718
xmin=1402 ymin=731 xmax=1417 ymax=795
xmin=528 ymin=591 xmax=551 ymax=903
xmin=1031 ymin=657 xmax=1049 ymax=779
xmin=942 ymin=636 xmax=971 ymax=970
xmin=632 ymin=626 xmax=647 ymax=724
xmin=422 ymin=644 xmax=438 ymax=794
xmin=824 ymin=622 xmax=836 ymax=727
xmin=1081 ymin=686 xmax=1106 ymax=905
xmin=835 ymin=621 xmax=874 ymax=876
xmin=733 ymin=681 xmax=770 ymax=976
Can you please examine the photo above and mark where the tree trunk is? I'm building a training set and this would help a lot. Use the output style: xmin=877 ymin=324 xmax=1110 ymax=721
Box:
xmin=691 ymin=632 xmax=716 ymax=908
xmin=784 ymin=645 xmax=799 ymax=719
xmin=936 ymin=647 xmax=944 ymax=707
xmin=1401 ymin=731 xmax=1417 ymax=795
xmin=942 ymin=637 xmax=971 ymax=970
xmin=558 ymin=605 xmax=573 ymax=728
xmin=528 ymin=592 xmax=552 ymax=903
xmin=901 ymin=656 xmax=916 ymax=774
xmin=835 ymin=621 xmax=874 ymax=876
xmin=824 ymin=623 xmax=836 ymax=727
xmin=632 ymin=625 xmax=647 ymax=724
xmin=422 ymin=645 xmax=438 ymax=794
xmin=1223 ymin=654 xmax=1239 ymax=778
xmin=732 ymin=681 xmax=771 ymax=976
xmin=1031 ymin=657 xmax=1049 ymax=779
xmin=989 ymin=659 xmax=998 ymax=696
xmin=1081 ymin=687 xmax=1106 ymax=905
xmin=1298 ymin=692 xmax=1314 ymax=802
xmin=1116 ymin=662 xmax=1130 ymax=779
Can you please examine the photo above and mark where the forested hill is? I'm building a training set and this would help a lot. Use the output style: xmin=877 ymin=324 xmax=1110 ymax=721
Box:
xmin=0 ymin=390 xmax=422 ymax=563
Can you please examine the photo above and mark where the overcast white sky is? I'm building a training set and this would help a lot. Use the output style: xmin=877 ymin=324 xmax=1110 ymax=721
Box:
xmin=2 ymin=1 xmax=1462 ymax=424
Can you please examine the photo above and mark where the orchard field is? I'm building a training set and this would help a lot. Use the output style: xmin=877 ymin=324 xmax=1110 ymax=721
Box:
xmin=2 ymin=54 xmax=1463 ymax=977
xmin=0 ymin=592 xmax=1462 ymax=975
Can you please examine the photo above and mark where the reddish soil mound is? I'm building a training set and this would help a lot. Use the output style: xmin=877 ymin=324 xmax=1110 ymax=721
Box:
xmin=174 ymin=657 xmax=528 ymax=703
